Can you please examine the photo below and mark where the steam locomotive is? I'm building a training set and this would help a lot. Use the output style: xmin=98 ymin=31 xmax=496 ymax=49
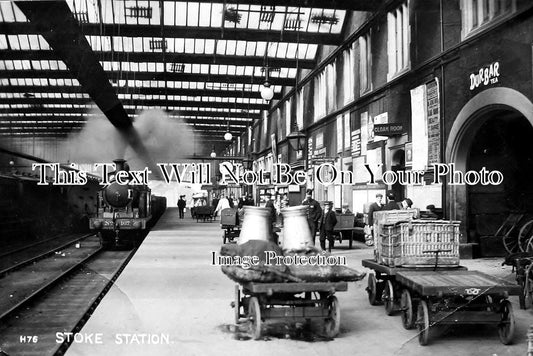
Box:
xmin=89 ymin=159 xmax=166 ymax=249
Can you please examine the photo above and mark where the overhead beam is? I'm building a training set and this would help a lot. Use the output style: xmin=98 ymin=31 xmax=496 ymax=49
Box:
xmin=189 ymin=0 xmax=382 ymax=11
xmin=0 ymin=115 xmax=253 ymax=127
xmin=0 ymin=121 xmax=245 ymax=134
xmin=0 ymin=22 xmax=340 ymax=45
xmin=0 ymin=98 xmax=268 ymax=111
xmin=0 ymin=50 xmax=316 ymax=69
xmin=13 ymin=1 xmax=131 ymax=128
xmin=0 ymin=107 xmax=261 ymax=119
xmin=0 ymin=70 xmax=296 ymax=87
xmin=0 ymin=131 xmax=237 ymax=142
xmin=1 ymin=85 xmax=280 ymax=101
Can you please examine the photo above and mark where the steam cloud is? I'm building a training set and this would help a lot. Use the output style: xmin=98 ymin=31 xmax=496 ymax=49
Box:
xmin=62 ymin=109 xmax=196 ymax=171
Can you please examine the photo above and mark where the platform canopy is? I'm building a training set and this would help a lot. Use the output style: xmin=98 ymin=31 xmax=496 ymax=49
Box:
xmin=0 ymin=0 xmax=379 ymax=150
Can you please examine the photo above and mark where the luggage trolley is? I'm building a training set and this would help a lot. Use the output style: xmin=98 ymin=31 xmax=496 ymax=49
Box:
xmin=232 ymin=281 xmax=347 ymax=340
xmin=362 ymin=259 xmax=521 ymax=345
xmin=221 ymin=208 xmax=240 ymax=244
xmin=396 ymin=269 xmax=521 ymax=346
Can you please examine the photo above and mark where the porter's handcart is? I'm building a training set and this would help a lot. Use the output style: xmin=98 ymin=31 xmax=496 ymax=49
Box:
xmin=232 ymin=281 xmax=347 ymax=340
xmin=221 ymin=208 xmax=240 ymax=244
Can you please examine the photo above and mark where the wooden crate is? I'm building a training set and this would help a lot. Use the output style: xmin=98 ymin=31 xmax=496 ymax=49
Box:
xmin=377 ymin=220 xmax=461 ymax=267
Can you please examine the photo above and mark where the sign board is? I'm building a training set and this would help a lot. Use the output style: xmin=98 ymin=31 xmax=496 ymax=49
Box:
xmin=469 ymin=61 xmax=500 ymax=91
xmin=351 ymin=129 xmax=361 ymax=157
xmin=372 ymin=112 xmax=388 ymax=142
xmin=426 ymin=79 xmax=441 ymax=164
xmin=373 ymin=123 xmax=404 ymax=136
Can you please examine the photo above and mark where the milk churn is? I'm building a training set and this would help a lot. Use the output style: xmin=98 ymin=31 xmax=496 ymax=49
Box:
xmin=281 ymin=206 xmax=313 ymax=250
xmin=238 ymin=206 xmax=273 ymax=244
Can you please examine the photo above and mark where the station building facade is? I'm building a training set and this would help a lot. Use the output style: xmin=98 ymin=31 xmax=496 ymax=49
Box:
xmin=222 ymin=0 xmax=533 ymax=257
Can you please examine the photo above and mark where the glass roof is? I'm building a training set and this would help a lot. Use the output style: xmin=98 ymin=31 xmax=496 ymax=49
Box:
xmin=0 ymin=0 xmax=351 ymax=140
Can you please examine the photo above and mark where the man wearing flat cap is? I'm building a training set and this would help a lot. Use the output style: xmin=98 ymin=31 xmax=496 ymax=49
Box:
xmin=319 ymin=201 xmax=337 ymax=252
xmin=302 ymin=189 xmax=322 ymax=245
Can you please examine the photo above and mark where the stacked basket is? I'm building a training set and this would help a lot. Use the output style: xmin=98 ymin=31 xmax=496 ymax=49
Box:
xmin=373 ymin=209 xmax=419 ymax=261
xmin=377 ymin=220 xmax=460 ymax=267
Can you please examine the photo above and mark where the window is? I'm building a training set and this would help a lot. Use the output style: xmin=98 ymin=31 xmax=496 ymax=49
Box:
xmin=285 ymin=99 xmax=291 ymax=136
xmin=296 ymin=87 xmax=304 ymax=130
xmin=262 ymin=111 xmax=268 ymax=137
xmin=461 ymin=0 xmax=515 ymax=37
xmin=359 ymin=31 xmax=372 ymax=94
xmin=343 ymin=42 xmax=355 ymax=104
xmin=336 ymin=115 xmax=343 ymax=153
xmin=387 ymin=1 xmax=410 ymax=80
xmin=313 ymin=62 xmax=336 ymax=121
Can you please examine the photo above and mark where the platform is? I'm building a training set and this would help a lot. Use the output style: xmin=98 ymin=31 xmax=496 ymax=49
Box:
xmin=65 ymin=208 xmax=532 ymax=356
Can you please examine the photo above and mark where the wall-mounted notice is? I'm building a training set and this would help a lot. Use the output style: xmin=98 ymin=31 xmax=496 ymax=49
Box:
xmin=426 ymin=79 xmax=440 ymax=165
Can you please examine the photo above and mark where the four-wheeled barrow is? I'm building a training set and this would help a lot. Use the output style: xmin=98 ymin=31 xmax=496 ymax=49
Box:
xmin=232 ymin=281 xmax=347 ymax=340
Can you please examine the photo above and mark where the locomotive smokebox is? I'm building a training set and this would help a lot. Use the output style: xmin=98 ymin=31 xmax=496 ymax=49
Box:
xmin=104 ymin=182 xmax=131 ymax=208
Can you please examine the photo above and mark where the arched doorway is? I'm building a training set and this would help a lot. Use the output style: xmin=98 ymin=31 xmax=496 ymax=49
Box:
xmin=391 ymin=149 xmax=406 ymax=202
xmin=446 ymin=88 xmax=533 ymax=256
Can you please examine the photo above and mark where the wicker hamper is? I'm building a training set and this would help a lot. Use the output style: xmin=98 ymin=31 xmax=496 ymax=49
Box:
xmin=373 ymin=209 xmax=419 ymax=262
xmin=377 ymin=220 xmax=460 ymax=267
xmin=399 ymin=220 xmax=460 ymax=267
xmin=378 ymin=223 xmax=403 ymax=266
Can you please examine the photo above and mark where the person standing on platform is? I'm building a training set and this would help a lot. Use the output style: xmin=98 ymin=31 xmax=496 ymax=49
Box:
xmin=302 ymin=189 xmax=322 ymax=246
xmin=244 ymin=194 xmax=255 ymax=206
xmin=264 ymin=193 xmax=277 ymax=226
xmin=212 ymin=194 xmax=220 ymax=218
xmin=383 ymin=191 xmax=400 ymax=211
xmin=177 ymin=195 xmax=186 ymax=219
xmin=319 ymin=201 xmax=337 ymax=252
xmin=366 ymin=193 xmax=383 ymax=246
xmin=215 ymin=194 xmax=231 ymax=219
xmin=399 ymin=198 xmax=413 ymax=209
xmin=264 ymin=193 xmax=278 ymax=243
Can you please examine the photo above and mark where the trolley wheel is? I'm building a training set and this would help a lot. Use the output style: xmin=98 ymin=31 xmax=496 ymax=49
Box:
xmin=518 ymin=220 xmax=533 ymax=252
xmin=524 ymin=264 xmax=533 ymax=309
xmin=248 ymin=297 xmax=262 ymax=340
xmin=234 ymin=285 xmax=241 ymax=324
xmin=417 ymin=300 xmax=430 ymax=346
xmin=366 ymin=273 xmax=380 ymax=305
xmin=503 ymin=236 xmax=518 ymax=254
xmin=527 ymin=236 xmax=533 ymax=253
xmin=498 ymin=300 xmax=515 ymax=345
xmin=324 ymin=296 xmax=340 ymax=338
xmin=383 ymin=280 xmax=395 ymax=315
xmin=400 ymin=289 xmax=415 ymax=329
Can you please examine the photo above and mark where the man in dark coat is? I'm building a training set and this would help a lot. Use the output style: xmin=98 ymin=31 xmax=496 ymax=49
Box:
xmin=244 ymin=194 xmax=255 ymax=206
xmin=302 ymin=189 xmax=322 ymax=245
xmin=211 ymin=194 xmax=220 ymax=217
xmin=319 ymin=201 xmax=337 ymax=252
xmin=264 ymin=193 xmax=278 ymax=243
xmin=366 ymin=193 xmax=383 ymax=246
xmin=264 ymin=193 xmax=277 ymax=225
xmin=383 ymin=191 xmax=400 ymax=211
xmin=177 ymin=195 xmax=186 ymax=219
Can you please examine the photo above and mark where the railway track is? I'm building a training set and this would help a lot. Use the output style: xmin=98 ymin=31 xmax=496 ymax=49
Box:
xmin=0 ymin=233 xmax=94 ymax=276
xmin=0 ymin=234 xmax=139 ymax=356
